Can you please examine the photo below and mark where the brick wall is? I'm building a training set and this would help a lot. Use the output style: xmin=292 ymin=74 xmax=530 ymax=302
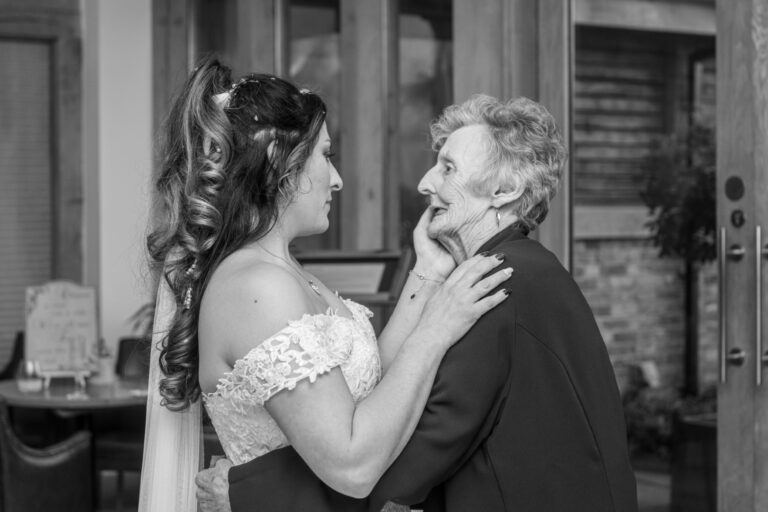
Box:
xmin=573 ymin=239 xmax=719 ymax=395
xmin=697 ymin=262 xmax=718 ymax=389
xmin=573 ymin=239 xmax=685 ymax=391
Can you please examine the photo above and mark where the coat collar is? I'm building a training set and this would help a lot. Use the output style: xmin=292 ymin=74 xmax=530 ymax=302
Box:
xmin=474 ymin=224 xmax=529 ymax=255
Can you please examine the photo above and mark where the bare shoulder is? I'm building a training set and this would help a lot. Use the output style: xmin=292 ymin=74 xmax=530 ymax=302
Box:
xmin=199 ymin=259 xmax=315 ymax=367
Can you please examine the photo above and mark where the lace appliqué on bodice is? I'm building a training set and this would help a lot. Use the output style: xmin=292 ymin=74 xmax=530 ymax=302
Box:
xmin=203 ymin=299 xmax=382 ymax=466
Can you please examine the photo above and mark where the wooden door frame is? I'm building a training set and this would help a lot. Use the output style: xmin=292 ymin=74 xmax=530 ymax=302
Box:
xmin=716 ymin=0 xmax=768 ymax=509
xmin=0 ymin=0 xmax=82 ymax=282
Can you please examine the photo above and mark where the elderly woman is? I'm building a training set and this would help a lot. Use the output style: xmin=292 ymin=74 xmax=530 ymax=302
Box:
xmin=197 ymin=95 xmax=638 ymax=512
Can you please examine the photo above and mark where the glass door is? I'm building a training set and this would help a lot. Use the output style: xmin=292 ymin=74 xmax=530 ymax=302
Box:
xmin=570 ymin=18 xmax=717 ymax=512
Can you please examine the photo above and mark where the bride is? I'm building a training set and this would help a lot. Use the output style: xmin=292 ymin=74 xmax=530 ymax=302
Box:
xmin=138 ymin=56 xmax=512 ymax=511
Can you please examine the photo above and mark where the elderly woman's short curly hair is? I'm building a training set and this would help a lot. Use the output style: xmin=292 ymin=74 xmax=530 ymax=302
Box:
xmin=430 ymin=95 xmax=567 ymax=232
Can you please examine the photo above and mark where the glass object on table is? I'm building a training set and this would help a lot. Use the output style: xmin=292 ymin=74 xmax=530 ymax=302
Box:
xmin=15 ymin=359 xmax=43 ymax=393
xmin=66 ymin=372 xmax=89 ymax=400
xmin=90 ymin=338 xmax=115 ymax=386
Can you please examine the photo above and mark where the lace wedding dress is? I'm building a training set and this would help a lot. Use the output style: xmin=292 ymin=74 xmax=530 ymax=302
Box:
xmin=203 ymin=299 xmax=407 ymax=512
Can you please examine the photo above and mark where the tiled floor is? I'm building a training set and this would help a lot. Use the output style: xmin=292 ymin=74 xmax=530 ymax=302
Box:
xmin=636 ymin=469 xmax=671 ymax=512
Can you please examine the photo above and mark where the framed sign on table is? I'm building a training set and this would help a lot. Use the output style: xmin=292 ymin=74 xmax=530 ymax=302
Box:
xmin=25 ymin=281 xmax=97 ymax=388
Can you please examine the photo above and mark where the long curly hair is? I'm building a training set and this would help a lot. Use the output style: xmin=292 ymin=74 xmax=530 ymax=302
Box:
xmin=147 ymin=55 xmax=327 ymax=411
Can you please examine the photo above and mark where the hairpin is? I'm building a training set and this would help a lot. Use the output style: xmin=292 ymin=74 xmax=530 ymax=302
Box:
xmin=183 ymin=286 xmax=192 ymax=310
xmin=182 ymin=261 xmax=197 ymax=310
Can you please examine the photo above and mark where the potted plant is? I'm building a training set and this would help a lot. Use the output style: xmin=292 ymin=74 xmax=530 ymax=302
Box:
xmin=640 ymin=123 xmax=716 ymax=396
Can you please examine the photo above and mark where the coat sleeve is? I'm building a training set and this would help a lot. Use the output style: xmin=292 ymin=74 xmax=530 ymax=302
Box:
xmin=229 ymin=448 xmax=366 ymax=512
xmin=367 ymin=302 xmax=513 ymax=507
xmin=228 ymin=290 xmax=514 ymax=512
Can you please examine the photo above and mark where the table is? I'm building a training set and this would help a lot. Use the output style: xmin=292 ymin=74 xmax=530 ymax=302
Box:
xmin=0 ymin=378 xmax=148 ymax=410
xmin=0 ymin=377 xmax=149 ymax=510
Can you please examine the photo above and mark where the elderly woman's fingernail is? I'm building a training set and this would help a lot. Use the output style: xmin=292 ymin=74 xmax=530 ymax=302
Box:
xmin=494 ymin=253 xmax=505 ymax=260
xmin=480 ymin=251 xmax=490 ymax=257
xmin=503 ymin=267 xmax=513 ymax=277
xmin=502 ymin=288 xmax=511 ymax=296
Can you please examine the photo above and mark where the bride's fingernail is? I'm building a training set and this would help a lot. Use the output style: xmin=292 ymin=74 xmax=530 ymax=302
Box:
xmin=480 ymin=251 xmax=490 ymax=257
xmin=494 ymin=253 xmax=505 ymax=260
xmin=502 ymin=288 xmax=511 ymax=296
xmin=503 ymin=267 xmax=513 ymax=277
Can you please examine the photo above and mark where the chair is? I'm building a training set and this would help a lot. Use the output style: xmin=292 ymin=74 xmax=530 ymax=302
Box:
xmin=114 ymin=336 xmax=151 ymax=381
xmin=0 ymin=400 xmax=92 ymax=511
xmin=1 ymin=332 xmax=74 ymax=447
xmin=93 ymin=336 xmax=150 ymax=510
xmin=0 ymin=332 xmax=24 ymax=381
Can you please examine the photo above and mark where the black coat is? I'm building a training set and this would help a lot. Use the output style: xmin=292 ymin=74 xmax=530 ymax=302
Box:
xmin=229 ymin=227 xmax=638 ymax=512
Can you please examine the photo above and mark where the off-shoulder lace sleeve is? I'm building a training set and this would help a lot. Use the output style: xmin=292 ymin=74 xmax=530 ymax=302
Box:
xmin=215 ymin=314 xmax=352 ymax=407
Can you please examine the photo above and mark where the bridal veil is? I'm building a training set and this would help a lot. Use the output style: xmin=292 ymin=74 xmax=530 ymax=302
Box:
xmin=138 ymin=275 xmax=202 ymax=511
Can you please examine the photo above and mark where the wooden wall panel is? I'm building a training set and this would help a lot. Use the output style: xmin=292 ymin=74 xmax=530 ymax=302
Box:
xmin=505 ymin=0 xmax=539 ymax=100
xmin=572 ymin=27 xmax=713 ymax=206
xmin=453 ymin=0 xmax=505 ymax=100
xmin=454 ymin=0 xmax=539 ymax=101
xmin=235 ymin=0 xmax=278 ymax=75
xmin=574 ymin=0 xmax=715 ymax=35
xmin=535 ymin=0 xmax=571 ymax=269
xmin=0 ymin=0 xmax=81 ymax=282
xmin=572 ymin=29 xmax=667 ymax=205
xmin=339 ymin=0 xmax=395 ymax=250
xmin=152 ymin=0 xmax=191 ymax=137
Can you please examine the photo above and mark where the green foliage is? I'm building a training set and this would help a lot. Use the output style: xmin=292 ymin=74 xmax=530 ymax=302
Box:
xmin=640 ymin=124 xmax=717 ymax=264
xmin=624 ymin=386 xmax=680 ymax=458
xmin=623 ymin=384 xmax=717 ymax=459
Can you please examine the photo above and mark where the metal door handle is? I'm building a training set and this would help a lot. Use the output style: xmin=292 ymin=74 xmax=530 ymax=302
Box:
xmin=727 ymin=348 xmax=747 ymax=366
xmin=728 ymin=245 xmax=746 ymax=260
xmin=720 ymin=227 xmax=749 ymax=383
xmin=720 ymin=227 xmax=727 ymax=382
xmin=758 ymin=226 xmax=768 ymax=385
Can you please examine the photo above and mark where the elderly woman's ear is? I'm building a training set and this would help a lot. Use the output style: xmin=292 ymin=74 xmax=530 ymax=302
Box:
xmin=489 ymin=184 xmax=525 ymax=210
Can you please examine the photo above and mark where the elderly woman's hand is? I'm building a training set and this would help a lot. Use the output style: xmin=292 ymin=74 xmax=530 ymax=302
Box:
xmin=414 ymin=253 xmax=513 ymax=351
xmin=195 ymin=458 xmax=233 ymax=512
xmin=413 ymin=207 xmax=456 ymax=279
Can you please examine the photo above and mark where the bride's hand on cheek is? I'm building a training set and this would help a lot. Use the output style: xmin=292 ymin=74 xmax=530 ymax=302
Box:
xmin=413 ymin=208 xmax=456 ymax=279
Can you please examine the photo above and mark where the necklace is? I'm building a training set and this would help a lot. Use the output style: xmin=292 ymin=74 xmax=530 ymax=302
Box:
xmin=257 ymin=245 xmax=321 ymax=296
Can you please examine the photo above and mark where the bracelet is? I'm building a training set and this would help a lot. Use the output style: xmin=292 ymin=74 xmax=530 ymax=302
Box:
xmin=408 ymin=270 xmax=445 ymax=284
xmin=408 ymin=270 xmax=445 ymax=299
